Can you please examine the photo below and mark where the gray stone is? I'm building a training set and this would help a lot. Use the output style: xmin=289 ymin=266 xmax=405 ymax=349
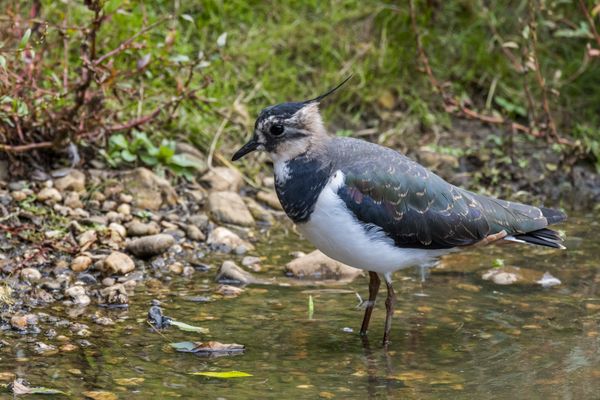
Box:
xmin=208 ymin=191 xmax=255 ymax=227
xmin=127 ymin=221 xmax=160 ymax=237
xmin=21 ymin=267 xmax=42 ymax=283
xmin=63 ymin=191 xmax=83 ymax=209
xmin=185 ymin=225 xmax=206 ymax=241
xmin=126 ymin=234 xmax=175 ymax=258
xmin=54 ymin=170 xmax=86 ymax=193
xmin=99 ymin=283 xmax=128 ymax=305
xmin=215 ymin=261 xmax=257 ymax=285
xmin=207 ymin=227 xmax=254 ymax=253
xmin=481 ymin=266 xmax=561 ymax=287
xmin=200 ymin=167 xmax=243 ymax=192
xmin=37 ymin=187 xmax=62 ymax=203
xmin=121 ymin=168 xmax=178 ymax=210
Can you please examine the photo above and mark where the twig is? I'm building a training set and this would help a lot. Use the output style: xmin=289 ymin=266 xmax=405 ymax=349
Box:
xmin=527 ymin=0 xmax=558 ymax=140
xmin=0 ymin=141 xmax=54 ymax=153
xmin=93 ymin=17 xmax=170 ymax=65
xmin=207 ymin=93 xmax=244 ymax=169
xmin=579 ymin=0 xmax=600 ymax=47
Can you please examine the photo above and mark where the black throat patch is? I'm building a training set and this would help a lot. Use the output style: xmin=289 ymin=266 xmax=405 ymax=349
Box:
xmin=275 ymin=155 xmax=331 ymax=223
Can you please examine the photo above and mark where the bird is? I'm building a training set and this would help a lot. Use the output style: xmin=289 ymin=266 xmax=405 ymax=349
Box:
xmin=232 ymin=77 xmax=567 ymax=346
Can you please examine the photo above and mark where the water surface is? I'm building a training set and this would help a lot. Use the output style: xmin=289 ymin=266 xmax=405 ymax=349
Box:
xmin=1 ymin=212 xmax=599 ymax=399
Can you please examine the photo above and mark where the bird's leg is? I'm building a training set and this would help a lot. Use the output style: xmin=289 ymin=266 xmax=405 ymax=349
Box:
xmin=382 ymin=273 xmax=396 ymax=347
xmin=360 ymin=271 xmax=381 ymax=336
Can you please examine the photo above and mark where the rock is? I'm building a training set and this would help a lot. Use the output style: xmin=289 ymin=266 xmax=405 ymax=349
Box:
xmin=168 ymin=262 xmax=183 ymax=274
xmin=64 ymin=286 xmax=91 ymax=306
xmin=285 ymin=250 xmax=363 ymax=280
xmin=121 ymin=168 xmax=178 ymax=210
xmin=241 ymin=256 xmax=261 ymax=273
xmin=102 ymin=200 xmax=117 ymax=211
xmin=175 ymin=142 xmax=208 ymax=174
xmin=103 ymin=252 xmax=135 ymax=275
xmin=20 ymin=267 xmax=42 ymax=283
xmin=71 ymin=256 xmax=92 ymax=272
xmin=216 ymin=261 xmax=257 ymax=285
xmin=188 ymin=213 xmax=210 ymax=230
xmin=126 ymin=234 xmax=175 ymax=258
xmin=185 ymin=225 xmax=206 ymax=241
xmin=126 ymin=221 xmax=160 ymax=237
xmin=108 ymin=222 xmax=126 ymax=239
xmin=182 ymin=266 xmax=195 ymax=277
xmin=10 ymin=314 xmax=37 ymax=330
xmin=54 ymin=170 xmax=86 ymax=192
xmin=119 ymin=193 xmax=133 ymax=203
xmin=214 ymin=284 xmax=244 ymax=297
xmin=244 ymin=197 xmax=275 ymax=224
xmin=37 ymin=187 xmax=62 ymax=203
xmin=200 ymin=167 xmax=243 ymax=192
xmin=207 ymin=227 xmax=254 ymax=253
xmin=99 ymin=283 xmax=128 ymax=305
xmin=117 ymin=203 xmax=131 ymax=216
xmin=256 ymin=190 xmax=283 ymax=210
xmin=208 ymin=191 xmax=255 ymax=226
xmin=63 ymin=191 xmax=83 ymax=209
xmin=481 ymin=266 xmax=560 ymax=287
xmin=10 ymin=190 xmax=27 ymax=202
xmin=77 ymin=230 xmax=97 ymax=248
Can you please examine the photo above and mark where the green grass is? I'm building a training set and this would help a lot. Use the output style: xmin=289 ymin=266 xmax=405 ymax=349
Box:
xmin=2 ymin=0 xmax=600 ymax=169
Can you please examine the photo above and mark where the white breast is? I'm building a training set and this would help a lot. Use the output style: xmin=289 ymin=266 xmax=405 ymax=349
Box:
xmin=296 ymin=170 xmax=452 ymax=275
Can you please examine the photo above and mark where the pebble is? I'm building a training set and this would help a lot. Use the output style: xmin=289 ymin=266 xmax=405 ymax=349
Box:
xmin=103 ymin=251 xmax=135 ymax=275
xmin=117 ymin=203 xmax=131 ymax=215
xmin=54 ymin=170 xmax=86 ymax=192
xmin=10 ymin=190 xmax=27 ymax=201
xmin=37 ymin=187 xmax=62 ymax=203
xmin=71 ymin=255 xmax=92 ymax=272
xmin=168 ymin=262 xmax=184 ymax=275
xmin=77 ymin=230 xmax=98 ymax=247
xmin=216 ymin=261 xmax=257 ymax=285
xmin=185 ymin=225 xmax=205 ymax=241
xmin=208 ymin=191 xmax=255 ymax=227
xmin=20 ymin=267 xmax=42 ymax=283
xmin=126 ymin=221 xmax=160 ymax=237
xmin=63 ymin=191 xmax=83 ymax=209
xmin=207 ymin=226 xmax=254 ymax=253
xmin=126 ymin=234 xmax=175 ymax=258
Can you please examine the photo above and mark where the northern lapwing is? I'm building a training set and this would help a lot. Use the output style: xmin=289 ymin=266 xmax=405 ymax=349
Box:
xmin=232 ymin=78 xmax=567 ymax=346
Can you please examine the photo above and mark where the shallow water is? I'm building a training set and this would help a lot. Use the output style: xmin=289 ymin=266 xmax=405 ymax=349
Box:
xmin=1 ymin=212 xmax=599 ymax=399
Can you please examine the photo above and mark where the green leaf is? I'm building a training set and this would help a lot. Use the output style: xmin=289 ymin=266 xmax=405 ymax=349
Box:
xmin=139 ymin=153 xmax=159 ymax=166
xmin=169 ymin=154 xmax=206 ymax=170
xmin=157 ymin=144 xmax=175 ymax=162
xmin=189 ymin=371 xmax=252 ymax=378
xmin=109 ymin=134 xmax=129 ymax=150
xmin=308 ymin=295 xmax=314 ymax=320
xmin=120 ymin=149 xmax=137 ymax=163
xmin=19 ymin=28 xmax=31 ymax=49
xmin=0 ymin=55 xmax=6 ymax=70
xmin=169 ymin=320 xmax=209 ymax=334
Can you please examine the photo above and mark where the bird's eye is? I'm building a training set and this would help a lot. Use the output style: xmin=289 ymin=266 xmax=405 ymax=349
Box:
xmin=270 ymin=124 xmax=285 ymax=136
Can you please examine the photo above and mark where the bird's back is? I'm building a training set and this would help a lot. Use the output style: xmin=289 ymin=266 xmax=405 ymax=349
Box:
xmin=326 ymin=137 xmax=566 ymax=249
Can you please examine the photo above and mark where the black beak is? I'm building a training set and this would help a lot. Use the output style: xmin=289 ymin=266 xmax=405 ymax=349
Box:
xmin=232 ymin=137 xmax=259 ymax=161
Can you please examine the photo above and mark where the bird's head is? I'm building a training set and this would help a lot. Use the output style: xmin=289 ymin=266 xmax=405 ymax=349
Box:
xmin=232 ymin=76 xmax=351 ymax=163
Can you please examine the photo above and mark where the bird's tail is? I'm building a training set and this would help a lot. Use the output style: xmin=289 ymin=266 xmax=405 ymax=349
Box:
xmin=503 ymin=207 xmax=567 ymax=249
xmin=506 ymin=228 xmax=565 ymax=249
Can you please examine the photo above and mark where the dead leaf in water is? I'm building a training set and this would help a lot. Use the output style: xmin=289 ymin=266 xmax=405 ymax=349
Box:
xmin=189 ymin=371 xmax=252 ymax=378
xmin=169 ymin=320 xmax=209 ymax=334
xmin=83 ymin=391 xmax=118 ymax=400
xmin=170 ymin=341 xmax=245 ymax=357
xmin=113 ymin=377 xmax=144 ymax=386
xmin=8 ymin=379 xmax=67 ymax=395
